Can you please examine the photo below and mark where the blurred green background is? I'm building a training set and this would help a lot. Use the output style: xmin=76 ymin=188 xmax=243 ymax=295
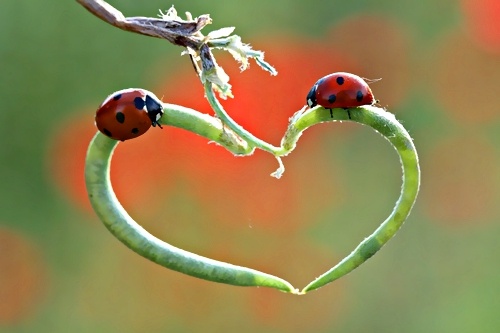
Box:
xmin=1 ymin=0 xmax=500 ymax=332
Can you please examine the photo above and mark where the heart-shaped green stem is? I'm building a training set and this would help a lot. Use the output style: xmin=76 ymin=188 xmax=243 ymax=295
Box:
xmin=286 ymin=106 xmax=420 ymax=293
xmin=202 ymin=83 xmax=420 ymax=292
xmin=80 ymin=0 xmax=420 ymax=295
xmin=85 ymin=127 xmax=298 ymax=294
xmin=85 ymin=97 xmax=419 ymax=294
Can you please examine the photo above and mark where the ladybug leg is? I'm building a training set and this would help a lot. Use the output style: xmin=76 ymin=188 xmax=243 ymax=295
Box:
xmin=329 ymin=109 xmax=333 ymax=118
xmin=342 ymin=108 xmax=352 ymax=120
xmin=151 ymin=119 xmax=163 ymax=129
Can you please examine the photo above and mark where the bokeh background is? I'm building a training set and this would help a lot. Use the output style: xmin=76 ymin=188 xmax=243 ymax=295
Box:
xmin=1 ymin=0 xmax=500 ymax=332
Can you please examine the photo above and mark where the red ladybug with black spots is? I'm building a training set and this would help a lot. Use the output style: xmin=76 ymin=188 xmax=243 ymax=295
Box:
xmin=306 ymin=72 xmax=376 ymax=118
xmin=95 ymin=88 xmax=164 ymax=141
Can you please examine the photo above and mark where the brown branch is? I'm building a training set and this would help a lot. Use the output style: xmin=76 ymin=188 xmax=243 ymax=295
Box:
xmin=76 ymin=0 xmax=276 ymax=98
xmin=76 ymin=0 xmax=211 ymax=49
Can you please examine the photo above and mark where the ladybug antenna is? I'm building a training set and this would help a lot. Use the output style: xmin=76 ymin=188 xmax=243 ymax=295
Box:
xmin=364 ymin=77 xmax=382 ymax=84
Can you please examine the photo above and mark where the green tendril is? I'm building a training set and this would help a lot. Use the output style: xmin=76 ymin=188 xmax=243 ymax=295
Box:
xmin=85 ymin=92 xmax=419 ymax=295
xmin=203 ymin=82 xmax=280 ymax=154
xmin=158 ymin=103 xmax=254 ymax=156
xmin=283 ymin=106 xmax=420 ymax=293
xmin=194 ymin=93 xmax=420 ymax=291
xmin=85 ymin=131 xmax=298 ymax=294
xmin=203 ymin=82 xmax=287 ymax=178
xmin=80 ymin=0 xmax=420 ymax=297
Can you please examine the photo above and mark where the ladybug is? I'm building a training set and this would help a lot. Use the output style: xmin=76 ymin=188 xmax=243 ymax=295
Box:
xmin=95 ymin=88 xmax=164 ymax=141
xmin=306 ymin=72 xmax=376 ymax=118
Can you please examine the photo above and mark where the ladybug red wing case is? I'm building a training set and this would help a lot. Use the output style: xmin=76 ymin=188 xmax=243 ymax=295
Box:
xmin=306 ymin=72 xmax=376 ymax=109
xmin=95 ymin=88 xmax=164 ymax=141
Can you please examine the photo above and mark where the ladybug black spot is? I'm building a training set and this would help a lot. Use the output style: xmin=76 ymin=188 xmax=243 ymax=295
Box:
xmin=336 ymin=76 xmax=345 ymax=85
xmin=356 ymin=91 xmax=364 ymax=102
xmin=113 ymin=93 xmax=122 ymax=101
xmin=115 ymin=112 xmax=125 ymax=123
xmin=131 ymin=128 xmax=139 ymax=134
xmin=328 ymin=94 xmax=337 ymax=104
xmin=134 ymin=97 xmax=146 ymax=110
xmin=103 ymin=128 xmax=113 ymax=137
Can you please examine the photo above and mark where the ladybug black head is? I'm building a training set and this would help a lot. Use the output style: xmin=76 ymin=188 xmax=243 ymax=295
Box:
xmin=145 ymin=95 xmax=164 ymax=127
xmin=306 ymin=84 xmax=318 ymax=108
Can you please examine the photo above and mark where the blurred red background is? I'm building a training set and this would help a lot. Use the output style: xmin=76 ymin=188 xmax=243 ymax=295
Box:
xmin=1 ymin=0 xmax=500 ymax=332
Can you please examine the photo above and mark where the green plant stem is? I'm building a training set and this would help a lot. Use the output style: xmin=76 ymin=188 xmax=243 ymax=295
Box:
xmin=158 ymin=103 xmax=254 ymax=156
xmin=85 ymin=132 xmax=297 ymax=293
xmin=290 ymin=106 xmax=420 ymax=293
xmin=159 ymin=102 xmax=420 ymax=292
xmin=85 ymin=97 xmax=419 ymax=294
xmin=203 ymin=82 xmax=280 ymax=154
xmin=203 ymin=82 xmax=288 ymax=177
